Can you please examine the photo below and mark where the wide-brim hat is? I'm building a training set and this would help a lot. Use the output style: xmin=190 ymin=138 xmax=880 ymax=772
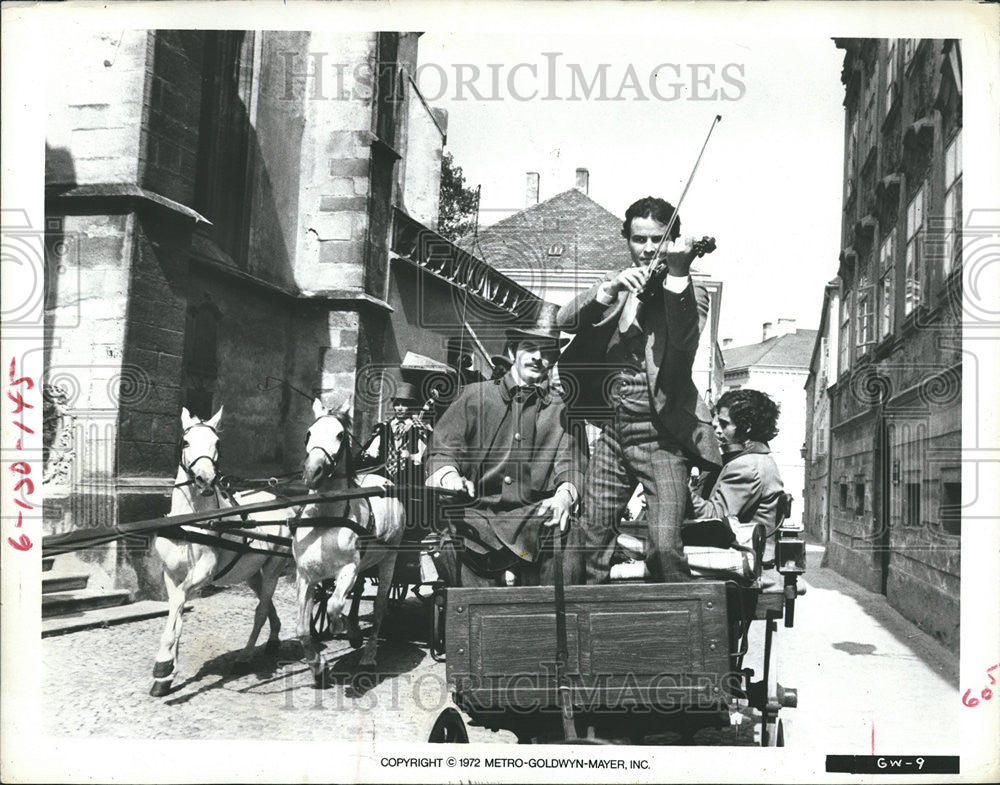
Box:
xmin=390 ymin=381 xmax=418 ymax=402
xmin=504 ymin=302 xmax=570 ymax=348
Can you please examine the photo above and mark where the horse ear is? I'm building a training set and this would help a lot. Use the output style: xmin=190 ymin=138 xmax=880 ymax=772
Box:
xmin=205 ymin=406 xmax=224 ymax=429
xmin=312 ymin=397 xmax=327 ymax=419
xmin=181 ymin=407 xmax=196 ymax=429
xmin=336 ymin=395 xmax=353 ymax=418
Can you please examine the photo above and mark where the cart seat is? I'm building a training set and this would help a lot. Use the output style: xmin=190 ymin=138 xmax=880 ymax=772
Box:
xmin=610 ymin=493 xmax=794 ymax=584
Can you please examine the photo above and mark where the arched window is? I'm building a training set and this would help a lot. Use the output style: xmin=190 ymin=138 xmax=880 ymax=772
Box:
xmin=182 ymin=297 xmax=221 ymax=419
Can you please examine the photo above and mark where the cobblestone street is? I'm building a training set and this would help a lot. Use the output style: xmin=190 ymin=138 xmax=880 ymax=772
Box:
xmin=42 ymin=546 xmax=959 ymax=753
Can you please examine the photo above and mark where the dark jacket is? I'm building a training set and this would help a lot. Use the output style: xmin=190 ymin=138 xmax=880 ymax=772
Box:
xmin=425 ymin=374 xmax=586 ymax=560
xmin=556 ymin=275 xmax=722 ymax=469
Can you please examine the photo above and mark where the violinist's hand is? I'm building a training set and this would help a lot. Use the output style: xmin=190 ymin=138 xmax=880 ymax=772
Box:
xmin=607 ymin=265 xmax=652 ymax=297
xmin=665 ymin=235 xmax=716 ymax=277
xmin=664 ymin=236 xmax=699 ymax=277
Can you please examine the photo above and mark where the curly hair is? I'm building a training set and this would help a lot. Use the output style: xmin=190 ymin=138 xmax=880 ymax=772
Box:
xmin=716 ymin=389 xmax=780 ymax=443
xmin=621 ymin=196 xmax=682 ymax=241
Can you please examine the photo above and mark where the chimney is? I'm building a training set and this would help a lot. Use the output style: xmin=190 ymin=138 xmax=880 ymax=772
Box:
xmin=526 ymin=172 xmax=540 ymax=207
xmin=575 ymin=167 xmax=590 ymax=195
xmin=776 ymin=317 xmax=797 ymax=336
xmin=722 ymin=338 xmax=733 ymax=348
xmin=762 ymin=322 xmax=773 ymax=342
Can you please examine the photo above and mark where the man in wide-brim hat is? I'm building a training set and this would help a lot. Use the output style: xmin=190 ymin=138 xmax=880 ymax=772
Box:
xmin=425 ymin=303 xmax=585 ymax=586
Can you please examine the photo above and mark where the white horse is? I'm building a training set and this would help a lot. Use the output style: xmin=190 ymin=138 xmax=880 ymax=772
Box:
xmin=150 ymin=406 xmax=292 ymax=697
xmin=294 ymin=397 xmax=404 ymax=686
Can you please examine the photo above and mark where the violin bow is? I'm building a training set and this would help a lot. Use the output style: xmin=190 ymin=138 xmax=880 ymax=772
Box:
xmin=644 ymin=114 xmax=723 ymax=279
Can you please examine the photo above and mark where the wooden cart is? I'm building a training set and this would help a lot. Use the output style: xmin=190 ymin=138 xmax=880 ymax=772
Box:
xmin=427 ymin=516 xmax=806 ymax=745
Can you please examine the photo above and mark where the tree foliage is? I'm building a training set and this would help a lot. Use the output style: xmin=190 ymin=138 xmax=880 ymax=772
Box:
xmin=438 ymin=151 xmax=479 ymax=242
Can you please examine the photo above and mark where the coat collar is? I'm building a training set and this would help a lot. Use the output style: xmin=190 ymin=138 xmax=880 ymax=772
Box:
xmin=733 ymin=440 xmax=771 ymax=457
xmin=499 ymin=372 xmax=552 ymax=405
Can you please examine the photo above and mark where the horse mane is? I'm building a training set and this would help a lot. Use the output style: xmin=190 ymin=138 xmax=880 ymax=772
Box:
xmin=333 ymin=411 xmax=356 ymax=482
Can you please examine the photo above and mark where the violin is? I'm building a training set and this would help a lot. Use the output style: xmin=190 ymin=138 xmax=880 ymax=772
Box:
xmin=410 ymin=389 xmax=439 ymax=433
xmin=637 ymin=236 xmax=718 ymax=303
xmin=634 ymin=114 xmax=722 ymax=304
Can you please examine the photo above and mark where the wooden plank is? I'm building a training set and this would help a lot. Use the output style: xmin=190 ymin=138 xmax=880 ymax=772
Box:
xmin=447 ymin=582 xmax=734 ymax=711
xmin=479 ymin=613 xmax=580 ymax=676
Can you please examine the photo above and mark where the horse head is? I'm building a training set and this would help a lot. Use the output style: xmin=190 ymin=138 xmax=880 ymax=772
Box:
xmin=303 ymin=397 xmax=353 ymax=490
xmin=179 ymin=406 xmax=223 ymax=497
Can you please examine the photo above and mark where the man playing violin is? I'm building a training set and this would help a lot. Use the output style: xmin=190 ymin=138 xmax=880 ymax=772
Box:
xmin=556 ymin=195 xmax=722 ymax=583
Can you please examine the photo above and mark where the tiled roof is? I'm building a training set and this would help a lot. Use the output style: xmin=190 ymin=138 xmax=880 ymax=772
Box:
xmin=723 ymin=330 xmax=819 ymax=371
xmin=465 ymin=189 xmax=631 ymax=273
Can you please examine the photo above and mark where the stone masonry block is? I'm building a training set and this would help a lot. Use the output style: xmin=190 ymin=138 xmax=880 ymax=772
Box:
xmin=79 ymin=235 xmax=127 ymax=268
xmin=152 ymin=413 xmax=180 ymax=444
xmin=321 ymin=346 xmax=358 ymax=373
xmin=71 ymin=127 xmax=135 ymax=160
xmin=326 ymin=131 xmax=358 ymax=159
xmin=129 ymin=322 xmax=184 ymax=355
xmin=328 ymin=311 xmax=360 ymax=330
xmin=157 ymin=352 xmax=183 ymax=382
xmin=310 ymin=212 xmax=354 ymax=241
xmin=318 ymin=196 xmax=367 ymax=212
xmin=323 ymin=178 xmax=356 ymax=199
xmin=329 ymin=158 xmax=369 ymax=177
xmin=317 ymin=241 xmax=365 ymax=268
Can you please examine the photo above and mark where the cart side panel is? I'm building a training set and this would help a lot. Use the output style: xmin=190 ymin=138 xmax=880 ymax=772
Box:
xmin=445 ymin=582 xmax=733 ymax=713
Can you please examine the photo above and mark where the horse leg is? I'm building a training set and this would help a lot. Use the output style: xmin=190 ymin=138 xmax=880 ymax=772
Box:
xmin=325 ymin=562 xmax=359 ymax=638
xmin=361 ymin=551 xmax=399 ymax=667
xmin=236 ymin=566 xmax=279 ymax=667
xmin=150 ymin=569 xmax=186 ymax=697
xmin=261 ymin=559 xmax=283 ymax=655
xmin=346 ymin=578 xmax=364 ymax=649
xmin=295 ymin=571 xmax=325 ymax=688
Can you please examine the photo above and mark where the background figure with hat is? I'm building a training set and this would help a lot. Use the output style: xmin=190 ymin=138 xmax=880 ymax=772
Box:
xmin=424 ymin=303 xmax=586 ymax=587
xmin=556 ymin=196 xmax=722 ymax=584
xmin=359 ymin=380 xmax=431 ymax=482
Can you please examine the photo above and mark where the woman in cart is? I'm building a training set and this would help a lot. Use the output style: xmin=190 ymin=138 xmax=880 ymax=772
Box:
xmin=688 ymin=388 xmax=784 ymax=528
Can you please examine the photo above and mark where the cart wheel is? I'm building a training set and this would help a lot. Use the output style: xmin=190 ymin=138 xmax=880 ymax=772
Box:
xmin=310 ymin=584 xmax=333 ymax=641
xmin=389 ymin=582 xmax=407 ymax=604
xmin=761 ymin=717 xmax=784 ymax=747
xmin=428 ymin=707 xmax=469 ymax=743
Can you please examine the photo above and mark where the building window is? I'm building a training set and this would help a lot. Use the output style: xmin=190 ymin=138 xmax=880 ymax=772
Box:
xmin=839 ymin=290 xmax=853 ymax=372
xmin=878 ymin=229 xmax=895 ymax=340
xmin=904 ymin=482 xmax=921 ymax=527
xmin=182 ymin=299 xmax=221 ymax=420
xmin=839 ymin=482 xmax=848 ymax=509
xmin=856 ymin=251 xmax=874 ymax=355
xmin=885 ymin=40 xmax=897 ymax=115
xmin=904 ymin=185 xmax=925 ymax=315
xmin=845 ymin=114 xmax=858 ymax=199
xmin=943 ymin=130 xmax=963 ymax=277
xmin=941 ymin=481 xmax=961 ymax=536
xmin=195 ymin=31 xmax=258 ymax=266
xmin=863 ymin=77 xmax=877 ymax=156
xmin=815 ymin=425 xmax=827 ymax=456
xmin=855 ymin=482 xmax=865 ymax=515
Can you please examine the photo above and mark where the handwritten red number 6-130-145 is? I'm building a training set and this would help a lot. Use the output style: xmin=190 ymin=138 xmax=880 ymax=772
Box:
xmin=962 ymin=663 xmax=999 ymax=707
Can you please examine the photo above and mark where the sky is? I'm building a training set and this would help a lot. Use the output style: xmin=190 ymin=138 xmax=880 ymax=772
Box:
xmin=416 ymin=33 xmax=847 ymax=345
